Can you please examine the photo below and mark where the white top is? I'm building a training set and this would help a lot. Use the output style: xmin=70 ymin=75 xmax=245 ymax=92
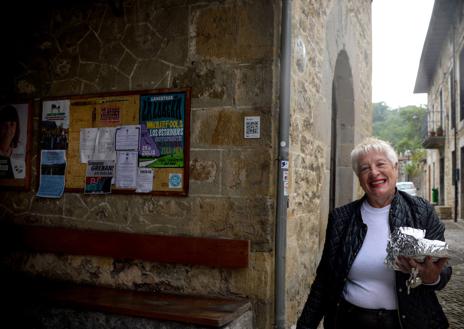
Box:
xmin=342 ymin=200 xmax=397 ymax=310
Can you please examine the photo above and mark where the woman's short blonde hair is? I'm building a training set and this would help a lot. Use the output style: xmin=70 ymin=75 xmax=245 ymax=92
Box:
xmin=350 ymin=137 xmax=398 ymax=176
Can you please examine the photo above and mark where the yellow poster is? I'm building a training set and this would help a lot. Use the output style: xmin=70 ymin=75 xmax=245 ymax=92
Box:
xmin=65 ymin=95 xmax=139 ymax=189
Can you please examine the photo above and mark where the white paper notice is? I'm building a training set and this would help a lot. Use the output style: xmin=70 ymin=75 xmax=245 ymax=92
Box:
xmin=115 ymin=151 xmax=138 ymax=188
xmin=42 ymin=100 xmax=70 ymax=128
xmin=93 ymin=127 xmax=116 ymax=161
xmin=10 ymin=152 xmax=25 ymax=179
xmin=115 ymin=125 xmax=140 ymax=151
xmin=136 ymin=168 xmax=154 ymax=193
xmin=80 ymin=128 xmax=98 ymax=163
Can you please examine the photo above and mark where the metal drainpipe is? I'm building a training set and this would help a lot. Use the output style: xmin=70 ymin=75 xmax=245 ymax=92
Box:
xmin=275 ymin=1 xmax=291 ymax=328
xmin=453 ymin=23 xmax=458 ymax=223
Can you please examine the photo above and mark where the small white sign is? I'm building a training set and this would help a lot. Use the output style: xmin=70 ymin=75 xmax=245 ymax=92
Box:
xmin=283 ymin=170 xmax=288 ymax=196
xmin=244 ymin=116 xmax=261 ymax=139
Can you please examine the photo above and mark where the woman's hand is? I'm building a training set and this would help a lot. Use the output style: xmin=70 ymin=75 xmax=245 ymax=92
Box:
xmin=395 ymin=256 xmax=448 ymax=284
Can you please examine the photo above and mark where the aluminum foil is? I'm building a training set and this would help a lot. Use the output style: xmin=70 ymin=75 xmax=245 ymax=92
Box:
xmin=385 ymin=227 xmax=449 ymax=270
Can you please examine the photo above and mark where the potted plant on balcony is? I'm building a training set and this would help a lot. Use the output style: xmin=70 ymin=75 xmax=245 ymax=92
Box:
xmin=430 ymin=130 xmax=436 ymax=136
xmin=436 ymin=126 xmax=444 ymax=136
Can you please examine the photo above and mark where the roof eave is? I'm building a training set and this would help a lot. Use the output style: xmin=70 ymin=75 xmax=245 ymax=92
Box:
xmin=414 ymin=0 xmax=456 ymax=94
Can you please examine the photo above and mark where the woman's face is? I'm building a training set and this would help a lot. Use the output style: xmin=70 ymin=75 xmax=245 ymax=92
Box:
xmin=357 ymin=150 xmax=398 ymax=208
xmin=0 ymin=120 xmax=17 ymax=146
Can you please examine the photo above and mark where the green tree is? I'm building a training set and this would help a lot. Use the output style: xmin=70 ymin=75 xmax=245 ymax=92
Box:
xmin=405 ymin=149 xmax=426 ymax=179
xmin=372 ymin=103 xmax=427 ymax=180
xmin=373 ymin=103 xmax=426 ymax=152
xmin=372 ymin=101 xmax=390 ymax=122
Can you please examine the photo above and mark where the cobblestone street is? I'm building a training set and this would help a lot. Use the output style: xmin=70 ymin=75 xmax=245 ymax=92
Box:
xmin=437 ymin=219 xmax=464 ymax=329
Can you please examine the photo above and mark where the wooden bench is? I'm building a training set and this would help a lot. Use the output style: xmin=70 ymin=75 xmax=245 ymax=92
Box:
xmin=2 ymin=224 xmax=251 ymax=328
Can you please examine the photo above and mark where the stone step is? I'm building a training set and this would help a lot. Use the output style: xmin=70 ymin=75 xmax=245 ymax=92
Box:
xmin=434 ymin=206 xmax=453 ymax=220
xmin=17 ymin=305 xmax=253 ymax=329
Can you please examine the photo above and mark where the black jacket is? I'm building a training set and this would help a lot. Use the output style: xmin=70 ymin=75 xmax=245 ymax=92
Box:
xmin=296 ymin=190 xmax=452 ymax=329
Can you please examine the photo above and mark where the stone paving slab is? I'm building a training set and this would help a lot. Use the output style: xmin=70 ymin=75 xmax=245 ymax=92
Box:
xmin=437 ymin=219 xmax=464 ymax=329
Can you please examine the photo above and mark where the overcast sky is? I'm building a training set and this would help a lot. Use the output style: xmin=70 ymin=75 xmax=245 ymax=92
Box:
xmin=372 ymin=0 xmax=434 ymax=108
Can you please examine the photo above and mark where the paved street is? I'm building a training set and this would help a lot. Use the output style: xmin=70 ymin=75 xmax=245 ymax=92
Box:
xmin=437 ymin=219 xmax=464 ymax=329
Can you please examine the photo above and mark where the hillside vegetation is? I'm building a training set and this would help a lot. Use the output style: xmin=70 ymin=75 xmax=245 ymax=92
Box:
xmin=373 ymin=102 xmax=427 ymax=153
xmin=372 ymin=102 xmax=427 ymax=179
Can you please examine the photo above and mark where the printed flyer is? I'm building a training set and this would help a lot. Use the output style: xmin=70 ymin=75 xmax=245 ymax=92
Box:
xmin=37 ymin=150 xmax=66 ymax=198
xmin=139 ymin=92 xmax=185 ymax=168
xmin=84 ymin=160 xmax=114 ymax=194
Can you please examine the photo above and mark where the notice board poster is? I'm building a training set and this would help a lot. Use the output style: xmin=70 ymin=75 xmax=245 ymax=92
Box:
xmin=39 ymin=88 xmax=190 ymax=196
xmin=0 ymin=102 xmax=32 ymax=190
xmin=139 ymin=91 xmax=188 ymax=192
xmin=66 ymin=95 xmax=139 ymax=189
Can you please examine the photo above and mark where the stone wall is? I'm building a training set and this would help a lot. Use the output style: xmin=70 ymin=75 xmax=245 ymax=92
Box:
xmin=426 ymin=24 xmax=454 ymax=209
xmin=0 ymin=1 xmax=278 ymax=328
xmin=0 ymin=0 xmax=372 ymax=328
xmin=286 ymin=0 xmax=371 ymax=326
xmin=423 ymin=2 xmax=464 ymax=217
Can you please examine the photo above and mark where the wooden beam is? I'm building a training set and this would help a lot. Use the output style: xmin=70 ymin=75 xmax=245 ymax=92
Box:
xmin=10 ymin=224 xmax=250 ymax=268
xmin=33 ymin=282 xmax=251 ymax=327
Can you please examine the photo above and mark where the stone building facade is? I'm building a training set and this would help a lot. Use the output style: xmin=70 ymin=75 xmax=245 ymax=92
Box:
xmin=0 ymin=0 xmax=372 ymax=328
xmin=415 ymin=0 xmax=463 ymax=220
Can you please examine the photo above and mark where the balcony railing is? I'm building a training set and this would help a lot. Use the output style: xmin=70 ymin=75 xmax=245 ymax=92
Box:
xmin=422 ymin=110 xmax=445 ymax=149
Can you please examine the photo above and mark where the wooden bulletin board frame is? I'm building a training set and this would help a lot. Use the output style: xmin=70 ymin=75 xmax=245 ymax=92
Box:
xmin=39 ymin=88 xmax=190 ymax=196
xmin=0 ymin=101 xmax=33 ymax=191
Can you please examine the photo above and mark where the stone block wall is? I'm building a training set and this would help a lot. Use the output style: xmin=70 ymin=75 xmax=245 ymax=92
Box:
xmin=423 ymin=3 xmax=464 ymax=218
xmin=0 ymin=0 xmax=372 ymax=328
xmin=286 ymin=0 xmax=371 ymax=325
xmin=0 ymin=1 xmax=278 ymax=328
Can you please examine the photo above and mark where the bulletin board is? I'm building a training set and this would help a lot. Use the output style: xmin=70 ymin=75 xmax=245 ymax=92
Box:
xmin=38 ymin=88 xmax=190 ymax=196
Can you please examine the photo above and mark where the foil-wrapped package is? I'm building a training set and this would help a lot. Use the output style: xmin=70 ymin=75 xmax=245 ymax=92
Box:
xmin=385 ymin=227 xmax=449 ymax=270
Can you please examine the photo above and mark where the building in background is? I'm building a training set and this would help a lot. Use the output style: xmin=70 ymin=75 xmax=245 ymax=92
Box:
xmin=415 ymin=0 xmax=463 ymax=220
xmin=0 ymin=1 xmax=372 ymax=327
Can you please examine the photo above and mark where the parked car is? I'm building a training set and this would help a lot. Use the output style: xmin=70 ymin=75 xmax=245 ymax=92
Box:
xmin=396 ymin=181 xmax=417 ymax=196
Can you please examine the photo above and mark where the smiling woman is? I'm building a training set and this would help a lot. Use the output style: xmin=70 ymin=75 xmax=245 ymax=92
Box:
xmin=0 ymin=105 xmax=19 ymax=153
xmin=0 ymin=105 xmax=20 ymax=179
xmin=0 ymin=102 xmax=31 ymax=188
xmin=297 ymin=137 xmax=451 ymax=329
xmin=353 ymin=140 xmax=399 ymax=208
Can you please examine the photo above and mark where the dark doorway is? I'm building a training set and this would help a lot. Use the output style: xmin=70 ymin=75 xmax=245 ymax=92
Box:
xmin=329 ymin=50 xmax=355 ymax=211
